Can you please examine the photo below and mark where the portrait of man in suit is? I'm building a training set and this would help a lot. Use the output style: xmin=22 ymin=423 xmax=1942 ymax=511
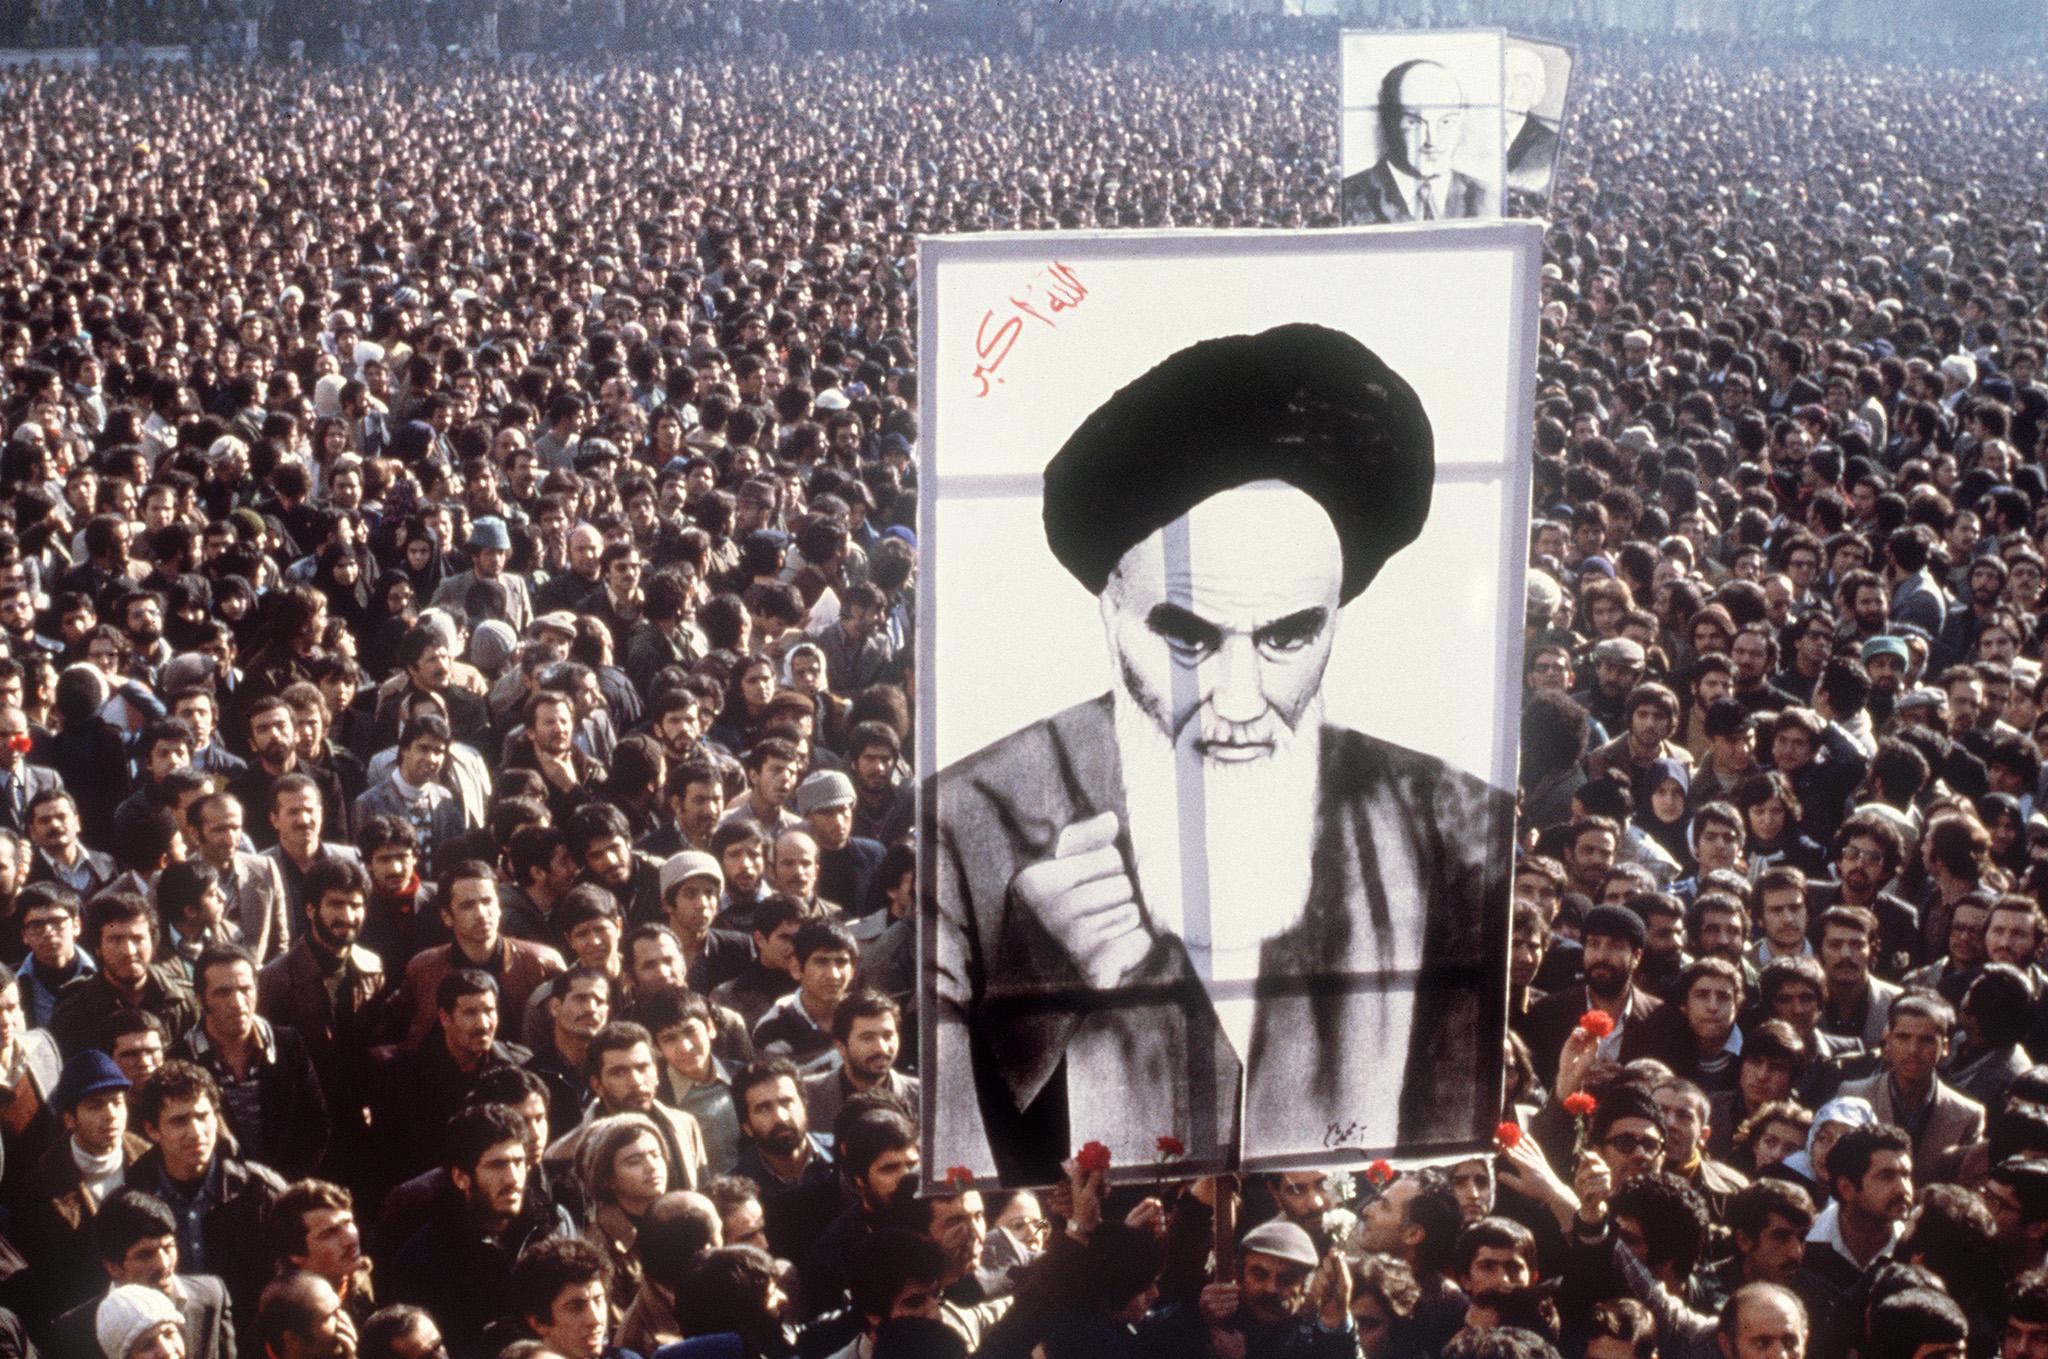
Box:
xmin=927 ymin=321 xmax=1513 ymax=1185
xmin=1342 ymin=58 xmax=1498 ymax=226
xmin=1504 ymin=40 xmax=1566 ymax=197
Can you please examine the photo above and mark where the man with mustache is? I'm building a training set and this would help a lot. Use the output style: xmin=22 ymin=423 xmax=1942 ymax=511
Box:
xmin=1802 ymin=1123 xmax=1914 ymax=1300
xmin=931 ymin=323 xmax=1510 ymax=1182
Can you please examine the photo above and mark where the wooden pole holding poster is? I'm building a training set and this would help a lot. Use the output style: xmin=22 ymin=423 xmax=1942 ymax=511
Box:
xmin=1213 ymin=1175 xmax=1238 ymax=1281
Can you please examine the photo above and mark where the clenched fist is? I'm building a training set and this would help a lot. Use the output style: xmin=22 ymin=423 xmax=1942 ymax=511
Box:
xmin=1011 ymin=810 xmax=1155 ymax=988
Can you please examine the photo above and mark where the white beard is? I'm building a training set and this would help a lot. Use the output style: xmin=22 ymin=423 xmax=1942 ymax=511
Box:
xmin=1113 ymin=686 xmax=1321 ymax=1059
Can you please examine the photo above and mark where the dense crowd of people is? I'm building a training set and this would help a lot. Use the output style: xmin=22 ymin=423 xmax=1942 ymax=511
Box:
xmin=0 ymin=0 xmax=1335 ymax=61
xmin=0 ymin=12 xmax=2046 ymax=1359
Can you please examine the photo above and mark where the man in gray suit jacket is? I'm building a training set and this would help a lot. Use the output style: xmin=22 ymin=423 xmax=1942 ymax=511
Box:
xmin=1837 ymin=993 xmax=1985 ymax=1181
xmin=48 ymin=1188 xmax=235 ymax=1359
xmin=930 ymin=324 xmax=1511 ymax=1184
xmin=188 ymin=791 xmax=292 ymax=964
xmin=1341 ymin=58 xmax=1498 ymax=225
xmin=0 ymin=704 xmax=62 ymax=834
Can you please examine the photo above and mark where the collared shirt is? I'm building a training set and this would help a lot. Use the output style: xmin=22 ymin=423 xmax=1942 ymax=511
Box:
xmin=0 ymin=765 xmax=28 ymax=825
xmin=183 ymin=1018 xmax=278 ymax=1165
xmin=1806 ymin=1198 xmax=1900 ymax=1273
xmin=1887 ymin=1075 xmax=1938 ymax=1149
xmin=753 ymin=990 xmax=834 ymax=1063
xmin=166 ymin=917 xmax=244 ymax=971
xmin=1384 ymin=158 xmax=1448 ymax=219
xmin=40 ymin=847 xmax=95 ymax=895
xmin=19 ymin=951 xmax=94 ymax=1027
xmin=1753 ymin=937 xmax=1816 ymax=963
xmin=1696 ymin=1024 xmax=1744 ymax=1081
xmin=155 ymin=1156 xmax=223 ymax=1274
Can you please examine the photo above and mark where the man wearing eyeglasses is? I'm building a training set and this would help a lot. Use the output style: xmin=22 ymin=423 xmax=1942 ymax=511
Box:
xmin=1805 ymin=813 xmax=1921 ymax=979
xmin=1589 ymin=1087 xmax=1669 ymax=1185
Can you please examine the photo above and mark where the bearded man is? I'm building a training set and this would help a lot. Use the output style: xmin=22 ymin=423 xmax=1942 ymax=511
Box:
xmin=930 ymin=323 xmax=1511 ymax=1182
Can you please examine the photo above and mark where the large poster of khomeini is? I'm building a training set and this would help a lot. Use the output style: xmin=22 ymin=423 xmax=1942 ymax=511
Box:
xmin=918 ymin=227 xmax=1537 ymax=1187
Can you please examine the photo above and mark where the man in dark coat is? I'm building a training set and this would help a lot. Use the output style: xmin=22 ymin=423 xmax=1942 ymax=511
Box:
xmin=124 ymin=1061 xmax=288 ymax=1332
xmin=45 ymin=1189 xmax=236 ymax=1359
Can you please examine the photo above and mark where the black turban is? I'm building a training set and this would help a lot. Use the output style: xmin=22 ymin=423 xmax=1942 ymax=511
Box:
xmin=1040 ymin=322 xmax=1434 ymax=604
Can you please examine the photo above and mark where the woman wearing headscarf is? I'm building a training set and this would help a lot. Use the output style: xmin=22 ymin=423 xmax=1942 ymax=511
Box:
xmin=311 ymin=541 xmax=376 ymax=637
xmin=1635 ymin=756 xmax=1694 ymax=873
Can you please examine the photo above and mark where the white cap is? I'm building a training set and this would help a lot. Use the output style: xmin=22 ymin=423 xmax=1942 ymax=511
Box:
xmin=97 ymin=1284 xmax=181 ymax=1359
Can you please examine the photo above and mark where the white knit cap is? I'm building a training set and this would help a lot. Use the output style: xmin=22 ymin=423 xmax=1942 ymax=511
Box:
xmin=97 ymin=1284 xmax=181 ymax=1359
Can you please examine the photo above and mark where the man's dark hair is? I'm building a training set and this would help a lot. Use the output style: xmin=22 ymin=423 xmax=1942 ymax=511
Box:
xmin=303 ymin=855 xmax=371 ymax=914
xmin=584 ymin=1021 xmax=655 ymax=1083
xmin=133 ymin=1059 xmax=221 ymax=1131
xmin=468 ymin=1065 xmax=550 ymax=1113
xmin=1864 ymin=1289 xmax=1968 ymax=1359
xmin=1725 ymin=1179 xmax=1815 ymax=1242
xmin=1586 ymin=1300 xmax=1656 ymax=1359
xmin=839 ymin=1106 xmax=918 ymax=1186
xmin=1589 ymin=1085 xmax=1664 ymax=1145
xmin=398 ymin=711 xmax=452 ymax=752
xmin=634 ymin=984 xmax=714 ymax=1038
xmin=831 ymin=989 xmax=900 ymax=1045
xmin=112 ymin=806 xmax=183 ymax=873
xmin=1407 ymin=1179 xmax=1465 ymax=1279
xmin=1896 ymin=1183 xmax=1999 ymax=1308
xmin=2005 ymin=1268 xmax=2048 ymax=1325
xmin=1992 ymin=1159 xmax=2048 ymax=1226
xmin=444 ymin=1103 xmax=527 ymax=1176
xmin=733 ymin=1057 xmax=802 ymax=1117
xmin=82 ymin=890 xmax=154 ymax=955
xmin=436 ymin=967 xmax=498 ymax=1016
xmin=749 ymin=894 xmax=806 ymax=941
xmin=512 ymin=1236 xmax=611 ymax=1331
xmin=433 ymin=860 xmax=498 ymax=921
xmin=638 ymin=1193 xmax=725 ymax=1294
xmin=93 ymin=1187 xmax=178 ymax=1263
xmin=792 ymin=918 xmax=858 ymax=967
xmin=1741 ymin=1020 xmax=1811 ymax=1081
xmin=848 ymin=1229 xmax=949 ymax=1324
xmin=193 ymin=942 xmax=256 ymax=996
xmin=553 ymin=883 xmax=622 ymax=935
xmin=1439 ymin=1328 xmax=1562 ymax=1359
xmin=96 ymin=1007 xmax=168 ymax=1056
xmin=744 ymin=736 xmax=800 ymax=776
xmin=1965 ymin=963 xmax=2035 ymax=1048
xmin=268 ymin=770 xmax=321 ymax=815
xmin=1829 ymin=1124 xmax=1914 ymax=1198
xmin=672 ymin=1245 xmax=782 ymax=1343
xmin=1758 ymin=953 xmax=1828 ymax=1007
xmin=847 ymin=721 xmax=901 ymax=763
xmin=565 ymin=801 xmax=633 ymax=858
xmin=264 ymin=1180 xmax=354 ymax=1270
xmin=1610 ymin=1172 xmax=1711 ymax=1279
xmin=17 ymin=880 xmax=81 ymax=922
xmin=1452 ymin=1215 xmax=1537 ymax=1281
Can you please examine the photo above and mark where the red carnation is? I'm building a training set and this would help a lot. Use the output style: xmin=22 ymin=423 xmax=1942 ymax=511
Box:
xmin=1495 ymin=1122 xmax=1523 ymax=1149
xmin=1562 ymin=1091 xmax=1598 ymax=1117
xmin=1076 ymin=1140 xmax=1113 ymax=1174
xmin=1366 ymin=1159 xmax=1395 ymax=1185
xmin=1577 ymin=1010 xmax=1615 ymax=1038
xmin=1156 ymin=1135 xmax=1186 ymax=1158
xmin=945 ymin=1165 xmax=975 ymax=1190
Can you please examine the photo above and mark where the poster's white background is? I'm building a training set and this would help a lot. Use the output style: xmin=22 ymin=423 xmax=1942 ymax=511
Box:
xmin=924 ymin=228 xmax=1530 ymax=788
xmin=1339 ymin=28 xmax=1505 ymax=186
